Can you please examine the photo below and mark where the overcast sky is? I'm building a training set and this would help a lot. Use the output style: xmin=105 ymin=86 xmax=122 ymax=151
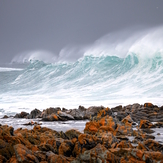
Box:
xmin=0 ymin=0 xmax=163 ymax=63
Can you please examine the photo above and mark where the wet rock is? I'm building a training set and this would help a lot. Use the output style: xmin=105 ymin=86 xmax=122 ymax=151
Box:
xmin=14 ymin=144 xmax=39 ymax=163
xmin=27 ymin=108 xmax=42 ymax=119
xmin=116 ymin=135 xmax=129 ymax=141
xmin=42 ymin=113 xmax=60 ymax=121
xmin=153 ymin=122 xmax=163 ymax=128
xmin=2 ymin=115 xmax=8 ymax=119
xmin=141 ymin=128 xmax=155 ymax=134
xmin=57 ymin=111 xmax=75 ymax=120
xmin=14 ymin=111 xmax=29 ymax=118
xmin=23 ymin=121 xmax=42 ymax=126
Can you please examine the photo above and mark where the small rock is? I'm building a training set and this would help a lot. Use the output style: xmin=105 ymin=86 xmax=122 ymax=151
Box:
xmin=14 ymin=111 xmax=29 ymax=118
xmin=2 ymin=115 xmax=8 ymax=119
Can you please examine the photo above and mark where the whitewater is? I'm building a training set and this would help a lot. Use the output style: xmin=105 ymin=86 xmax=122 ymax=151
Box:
xmin=0 ymin=26 xmax=163 ymax=117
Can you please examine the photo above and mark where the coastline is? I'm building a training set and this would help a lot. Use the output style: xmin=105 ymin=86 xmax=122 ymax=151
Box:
xmin=0 ymin=102 xmax=163 ymax=162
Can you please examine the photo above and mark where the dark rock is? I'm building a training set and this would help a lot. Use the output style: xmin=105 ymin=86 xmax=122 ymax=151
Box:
xmin=144 ymin=139 xmax=163 ymax=152
xmin=62 ymin=107 xmax=68 ymax=112
xmin=0 ymin=155 xmax=7 ymax=163
xmin=0 ymin=139 xmax=14 ymax=160
xmin=45 ymin=107 xmax=61 ymax=115
xmin=58 ymin=140 xmax=74 ymax=157
xmin=116 ymin=112 xmax=128 ymax=121
xmin=38 ymin=144 xmax=56 ymax=153
xmin=14 ymin=111 xmax=29 ymax=118
xmin=139 ymin=120 xmax=154 ymax=129
xmin=23 ymin=121 xmax=42 ymax=126
xmin=34 ymin=151 xmax=46 ymax=162
xmin=144 ymin=102 xmax=154 ymax=108
xmin=68 ymin=109 xmax=85 ymax=120
xmin=2 ymin=115 xmax=8 ymax=119
xmin=141 ymin=128 xmax=155 ymax=134
xmin=111 ymin=105 xmax=122 ymax=112
xmin=42 ymin=113 xmax=60 ymax=121
xmin=84 ymin=106 xmax=105 ymax=119
xmin=27 ymin=108 xmax=42 ymax=119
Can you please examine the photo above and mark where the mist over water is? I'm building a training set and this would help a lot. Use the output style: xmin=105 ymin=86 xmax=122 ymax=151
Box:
xmin=0 ymin=26 xmax=163 ymax=116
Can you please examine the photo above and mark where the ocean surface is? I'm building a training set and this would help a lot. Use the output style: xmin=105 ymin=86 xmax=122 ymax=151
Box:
xmin=0 ymin=27 xmax=163 ymax=117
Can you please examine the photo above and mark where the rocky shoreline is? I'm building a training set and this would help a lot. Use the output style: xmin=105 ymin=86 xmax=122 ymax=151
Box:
xmin=0 ymin=102 xmax=163 ymax=162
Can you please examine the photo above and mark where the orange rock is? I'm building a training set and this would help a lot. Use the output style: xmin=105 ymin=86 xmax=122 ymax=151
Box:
xmin=121 ymin=115 xmax=133 ymax=127
xmin=96 ymin=107 xmax=112 ymax=119
xmin=65 ymin=129 xmax=81 ymax=140
xmin=84 ymin=121 xmax=99 ymax=134
xmin=58 ymin=140 xmax=74 ymax=157
xmin=139 ymin=120 xmax=153 ymax=129
xmin=84 ymin=115 xmax=117 ymax=134
xmin=116 ymin=141 xmax=133 ymax=148
xmin=47 ymin=152 xmax=74 ymax=163
xmin=114 ymin=124 xmax=133 ymax=136
xmin=73 ymin=143 xmax=120 ymax=162
xmin=144 ymin=102 xmax=154 ymax=108
xmin=9 ymin=155 xmax=18 ymax=163
xmin=14 ymin=144 xmax=39 ymax=163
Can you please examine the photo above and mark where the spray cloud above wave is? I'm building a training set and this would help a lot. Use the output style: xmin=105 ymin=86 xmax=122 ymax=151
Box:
xmin=11 ymin=26 xmax=163 ymax=64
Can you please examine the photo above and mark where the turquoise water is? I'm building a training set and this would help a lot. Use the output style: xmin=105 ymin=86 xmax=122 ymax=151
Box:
xmin=0 ymin=52 xmax=163 ymax=116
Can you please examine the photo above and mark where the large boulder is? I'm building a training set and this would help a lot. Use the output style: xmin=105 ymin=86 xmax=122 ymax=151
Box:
xmin=42 ymin=113 xmax=60 ymax=121
xmin=41 ymin=107 xmax=61 ymax=118
xmin=27 ymin=108 xmax=42 ymax=119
